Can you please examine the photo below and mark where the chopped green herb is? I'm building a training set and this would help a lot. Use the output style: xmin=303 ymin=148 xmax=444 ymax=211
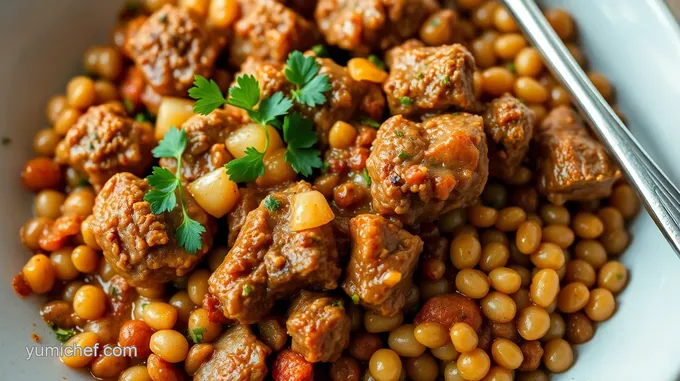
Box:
xmin=311 ymin=44 xmax=329 ymax=58
xmin=362 ymin=168 xmax=372 ymax=187
xmin=158 ymin=13 xmax=167 ymax=23
xmin=78 ymin=178 xmax=91 ymax=187
xmin=190 ymin=328 xmax=207 ymax=344
xmin=506 ymin=62 xmax=516 ymax=73
xmin=395 ymin=130 xmax=404 ymax=137
xmin=135 ymin=112 xmax=153 ymax=123
xmin=123 ymin=98 xmax=134 ymax=114
xmin=109 ymin=286 xmax=118 ymax=298
xmin=54 ymin=327 xmax=76 ymax=343
xmin=416 ymin=72 xmax=424 ymax=80
xmin=368 ymin=54 xmax=386 ymax=70
xmin=351 ymin=294 xmax=360 ymax=304
xmin=141 ymin=302 xmax=149 ymax=309
xmin=144 ymin=127 xmax=206 ymax=254
xmin=285 ymin=51 xmax=332 ymax=107
xmin=243 ymin=284 xmax=253 ymax=297
xmin=400 ymin=96 xmax=413 ymax=106
xmin=408 ymin=136 xmax=415 ymax=143
xmin=441 ymin=76 xmax=450 ymax=85
xmin=360 ymin=116 xmax=381 ymax=129
xmin=264 ymin=195 xmax=281 ymax=212
xmin=398 ymin=151 xmax=409 ymax=159
xmin=331 ymin=300 xmax=344 ymax=308
xmin=460 ymin=313 xmax=468 ymax=319
xmin=321 ymin=162 xmax=331 ymax=174
xmin=616 ymin=273 xmax=624 ymax=280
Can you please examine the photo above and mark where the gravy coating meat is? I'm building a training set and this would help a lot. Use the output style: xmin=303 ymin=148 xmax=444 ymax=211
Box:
xmin=64 ymin=103 xmax=154 ymax=190
xmin=208 ymin=182 xmax=341 ymax=324
xmin=342 ymin=214 xmax=423 ymax=316
xmin=286 ymin=291 xmax=351 ymax=362
xmin=483 ymin=93 xmax=535 ymax=179
xmin=194 ymin=324 xmax=271 ymax=381
xmin=160 ymin=109 xmax=246 ymax=182
xmin=236 ymin=57 xmax=385 ymax=145
xmin=229 ymin=0 xmax=319 ymax=68
xmin=92 ymin=173 xmax=213 ymax=287
xmin=315 ymin=0 xmax=440 ymax=54
xmin=366 ymin=113 xmax=488 ymax=225
xmin=536 ymin=106 xmax=621 ymax=205
xmin=383 ymin=43 xmax=477 ymax=116
xmin=126 ymin=5 xmax=221 ymax=96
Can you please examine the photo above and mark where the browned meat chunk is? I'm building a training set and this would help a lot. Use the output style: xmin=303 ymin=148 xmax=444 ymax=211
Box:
xmin=483 ymin=94 xmax=535 ymax=179
xmin=342 ymin=214 xmax=423 ymax=316
xmin=127 ymin=5 xmax=220 ymax=96
xmin=366 ymin=113 xmax=488 ymax=224
xmin=536 ymin=106 xmax=621 ymax=205
xmin=315 ymin=0 xmax=439 ymax=54
xmin=92 ymin=173 xmax=213 ymax=287
xmin=235 ymin=57 xmax=384 ymax=145
xmin=383 ymin=44 xmax=476 ymax=116
xmin=208 ymin=182 xmax=341 ymax=324
xmin=64 ymin=104 xmax=154 ymax=190
xmin=160 ymin=109 xmax=246 ymax=182
xmin=286 ymin=291 xmax=351 ymax=362
xmin=194 ymin=324 xmax=271 ymax=381
xmin=229 ymin=0 xmax=319 ymax=68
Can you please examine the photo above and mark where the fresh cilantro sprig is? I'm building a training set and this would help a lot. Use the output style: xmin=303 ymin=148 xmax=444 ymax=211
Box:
xmin=189 ymin=328 xmax=207 ymax=344
xmin=285 ymin=51 xmax=332 ymax=107
xmin=188 ymin=50 xmax=329 ymax=182
xmin=144 ymin=127 xmax=205 ymax=254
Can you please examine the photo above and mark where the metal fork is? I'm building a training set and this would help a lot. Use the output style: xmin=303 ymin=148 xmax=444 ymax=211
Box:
xmin=502 ymin=0 xmax=680 ymax=255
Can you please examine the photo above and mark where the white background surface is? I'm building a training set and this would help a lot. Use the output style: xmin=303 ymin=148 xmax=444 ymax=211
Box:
xmin=0 ymin=0 xmax=679 ymax=380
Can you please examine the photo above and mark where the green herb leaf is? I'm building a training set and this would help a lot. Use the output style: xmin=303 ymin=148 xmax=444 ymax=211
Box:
xmin=368 ymin=54 xmax=386 ymax=70
xmin=190 ymin=328 xmax=207 ymax=344
xmin=285 ymin=51 xmax=320 ymax=87
xmin=177 ymin=215 xmax=206 ymax=255
xmin=285 ymin=51 xmax=331 ymax=107
xmin=283 ymin=113 xmax=322 ymax=176
xmin=321 ymin=162 xmax=330 ymax=174
xmin=152 ymin=126 xmax=186 ymax=158
xmin=264 ymin=195 xmax=281 ymax=212
xmin=225 ymin=147 xmax=266 ymax=183
xmin=251 ymin=91 xmax=294 ymax=126
xmin=506 ymin=62 xmax=516 ymax=73
xmin=311 ymin=44 xmax=329 ymax=58
xmin=135 ymin=112 xmax=153 ymax=123
xmin=395 ymin=130 xmax=404 ymax=137
xmin=141 ymin=302 xmax=149 ymax=309
xmin=109 ymin=286 xmax=118 ymax=298
xmin=441 ymin=76 xmax=451 ymax=85
xmin=362 ymin=168 xmax=372 ymax=187
xmin=360 ymin=117 xmax=381 ymax=129
xmin=227 ymin=74 xmax=261 ymax=111
xmin=123 ymin=98 xmax=135 ymax=114
xmin=398 ymin=151 xmax=409 ymax=159
xmin=351 ymin=294 xmax=360 ymax=304
xmin=188 ymin=75 xmax=227 ymax=115
xmin=416 ymin=72 xmax=424 ymax=79
xmin=331 ymin=300 xmax=344 ymax=308
xmin=400 ymin=97 xmax=413 ymax=106
xmin=145 ymin=168 xmax=179 ymax=214
xmin=283 ymin=113 xmax=317 ymax=149
xmin=243 ymin=284 xmax=253 ymax=297
xmin=54 ymin=327 xmax=76 ymax=343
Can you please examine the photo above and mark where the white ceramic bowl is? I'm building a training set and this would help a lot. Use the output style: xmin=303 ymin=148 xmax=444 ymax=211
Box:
xmin=1 ymin=0 xmax=679 ymax=379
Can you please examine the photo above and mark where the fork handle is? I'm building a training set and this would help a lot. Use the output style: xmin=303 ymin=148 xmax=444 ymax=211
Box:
xmin=502 ymin=0 xmax=680 ymax=255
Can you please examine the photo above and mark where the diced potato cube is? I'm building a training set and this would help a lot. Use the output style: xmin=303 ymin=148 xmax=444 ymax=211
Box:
xmin=290 ymin=191 xmax=335 ymax=231
xmin=188 ymin=168 xmax=240 ymax=218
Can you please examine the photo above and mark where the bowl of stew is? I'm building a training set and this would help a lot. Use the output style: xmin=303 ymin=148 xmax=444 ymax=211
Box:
xmin=2 ymin=0 xmax=680 ymax=380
